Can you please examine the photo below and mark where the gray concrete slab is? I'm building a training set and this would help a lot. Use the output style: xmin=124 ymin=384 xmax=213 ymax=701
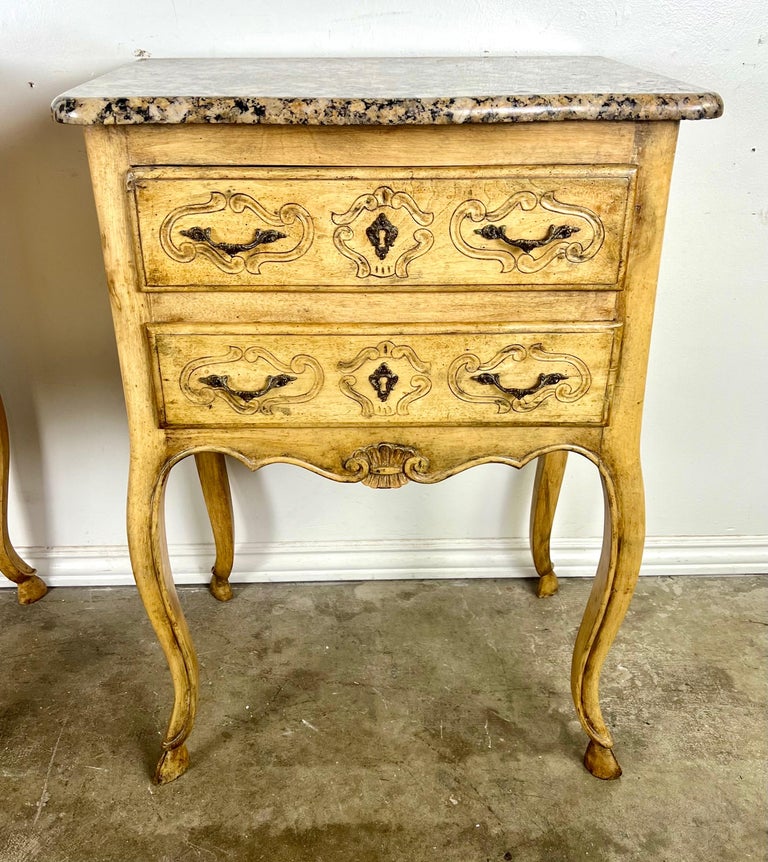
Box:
xmin=0 ymin=576 xmax=765 ymax=861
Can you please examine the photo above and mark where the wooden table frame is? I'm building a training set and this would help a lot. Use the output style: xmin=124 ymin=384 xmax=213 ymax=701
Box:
xmin=82 ymin=119 xmax=678 ymax=784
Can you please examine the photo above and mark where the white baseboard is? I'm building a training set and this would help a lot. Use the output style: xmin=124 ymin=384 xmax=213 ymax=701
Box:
xmin=2 ymin=536 xmax=766 ymax=588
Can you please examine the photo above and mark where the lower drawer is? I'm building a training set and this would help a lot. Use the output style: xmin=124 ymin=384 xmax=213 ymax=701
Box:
xmin=147 ymin=323 xmax=620 ymax=428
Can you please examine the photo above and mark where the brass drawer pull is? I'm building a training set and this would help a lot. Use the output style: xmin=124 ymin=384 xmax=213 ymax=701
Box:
xmin=471 ymin=371 xmax=568 ymax=400
xmin=474 ymin=223 xmax=580 ymax=252
xmin=198 ymin=373 xmax=296 ymax=403
xmin=180 ymin=226 xmax=287 ymax=256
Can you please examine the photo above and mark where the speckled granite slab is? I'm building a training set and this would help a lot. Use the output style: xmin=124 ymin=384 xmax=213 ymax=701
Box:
xmin=52 ymin=56 xmax=722 ymax=126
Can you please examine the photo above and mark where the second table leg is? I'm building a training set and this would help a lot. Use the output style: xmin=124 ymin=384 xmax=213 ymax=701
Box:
xmin=194 ymin=452 xmax=235 ymax=602
xmin=529 ymin=450 xmax=568 ymax=598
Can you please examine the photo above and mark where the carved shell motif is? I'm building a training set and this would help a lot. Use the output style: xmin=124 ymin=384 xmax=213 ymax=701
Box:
xmin=343 ymin=442 xmax=429 ymax=489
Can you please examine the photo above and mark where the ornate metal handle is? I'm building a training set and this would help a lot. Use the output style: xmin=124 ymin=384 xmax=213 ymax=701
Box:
xmin=180 ymin=226 xmax=287 ymax=256
xmin=474 ymin=223 xmax=580 ymax=253
xmin=471 ymin=371 xmax=567 ymax=400
xmin=198 ymin=373 xmax=296 ymax=403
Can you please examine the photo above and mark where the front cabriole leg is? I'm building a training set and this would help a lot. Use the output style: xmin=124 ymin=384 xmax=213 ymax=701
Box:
xmin=571 ymin=447 xmax=644 ymax=779
xmin=128 ymin=448 xmax=198 ymax=784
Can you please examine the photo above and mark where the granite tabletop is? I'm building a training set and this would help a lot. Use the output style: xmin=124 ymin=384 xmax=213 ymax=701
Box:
xmin=52 ymin=56 xmax=723 ymax=126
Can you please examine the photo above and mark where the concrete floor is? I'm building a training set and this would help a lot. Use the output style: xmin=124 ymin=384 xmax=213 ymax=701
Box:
xmin=0 ymin=576 xmax=765 ymax=862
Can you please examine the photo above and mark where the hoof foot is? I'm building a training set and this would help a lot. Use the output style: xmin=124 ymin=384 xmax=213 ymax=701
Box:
xmin=536 ymin=571 xmax=559 ymax=598
xmin=584 ymin=740 xmax=622 ymax=780
xmin=154 ymin=744 xmax=189 ymax=784
xmin=209 ymin=573 xmax=233 ymax=602
xmin=17 ymin=574 xmax=48 ymax=605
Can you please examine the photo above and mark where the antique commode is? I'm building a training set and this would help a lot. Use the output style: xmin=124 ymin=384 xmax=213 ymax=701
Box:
xmin=52 ymin=57 xmax=722 ymax=784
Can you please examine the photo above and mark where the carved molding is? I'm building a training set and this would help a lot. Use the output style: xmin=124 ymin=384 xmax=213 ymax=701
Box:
xmin=448 ymin=342 xmax=591 ymax=413
xmin=343 ymin=442 xmax=430 ymax=489
xmin=331 ymin=186 xmax=434 ymax=278
xmin=337 ymin=340 xmax=432 ymax=417
xmin=160 ymin=191 xmax=314 ymax=275
xmin=180 ymin=443 xmax=607 ymax=489
xmin=449 ymin=191 xmax=605 ymax=274
xmin=180 ymin=345 xmax=323 ymax=415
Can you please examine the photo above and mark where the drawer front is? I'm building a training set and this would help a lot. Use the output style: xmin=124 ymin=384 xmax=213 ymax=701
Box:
xmin=148 ymin=324 xmax=620 ymax=428
xmin=132 ymin=166 xmax=636 ymax=290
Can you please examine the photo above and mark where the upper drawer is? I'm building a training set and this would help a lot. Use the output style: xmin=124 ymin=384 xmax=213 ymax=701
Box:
xmin=130 ymin=166 xmax=636 ymax=290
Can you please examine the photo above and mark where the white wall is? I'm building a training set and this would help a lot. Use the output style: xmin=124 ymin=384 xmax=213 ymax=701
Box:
xmin=1 ymin=0 xmax=766 ymax=583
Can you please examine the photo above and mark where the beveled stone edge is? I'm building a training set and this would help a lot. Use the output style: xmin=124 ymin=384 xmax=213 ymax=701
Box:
xmin=51 ymin=91 xmax=724 ymax=126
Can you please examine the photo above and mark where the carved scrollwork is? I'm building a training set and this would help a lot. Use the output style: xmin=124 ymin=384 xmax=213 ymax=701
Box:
xmin=180 ymin=345 xmax=323 ymax=415
xmin=332 ymin=186 xmax=434 ymax=278
xmin=448 ymin=343 xmax=591 ymax=414
xmin=343 ymin=442 xmax=430 ymax=489
xmin=160 ymin=191 xmax=314 ymax=275
xmin=449 ymin=191 xmax=605 ymax=274
xmin=337 ymin=340 xmax=431 ymax=417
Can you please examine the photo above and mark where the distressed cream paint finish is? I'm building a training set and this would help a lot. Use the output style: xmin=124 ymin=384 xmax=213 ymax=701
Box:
xmin=65 ymin=53 xmax=696 ymax=781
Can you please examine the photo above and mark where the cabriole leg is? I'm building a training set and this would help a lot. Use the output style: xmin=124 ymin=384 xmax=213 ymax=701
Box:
xmin=128 ymin=449 xmax=198 ymax=784
xmin=0 ymin=393 xmax=46 ymax=605
xmin=571 ymin=449 xmax=644 ymax=780
xmin=194 ymin=452 xmax=235 ymax=602
xmin=529 ymin=450 xmax=568 ymax=598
